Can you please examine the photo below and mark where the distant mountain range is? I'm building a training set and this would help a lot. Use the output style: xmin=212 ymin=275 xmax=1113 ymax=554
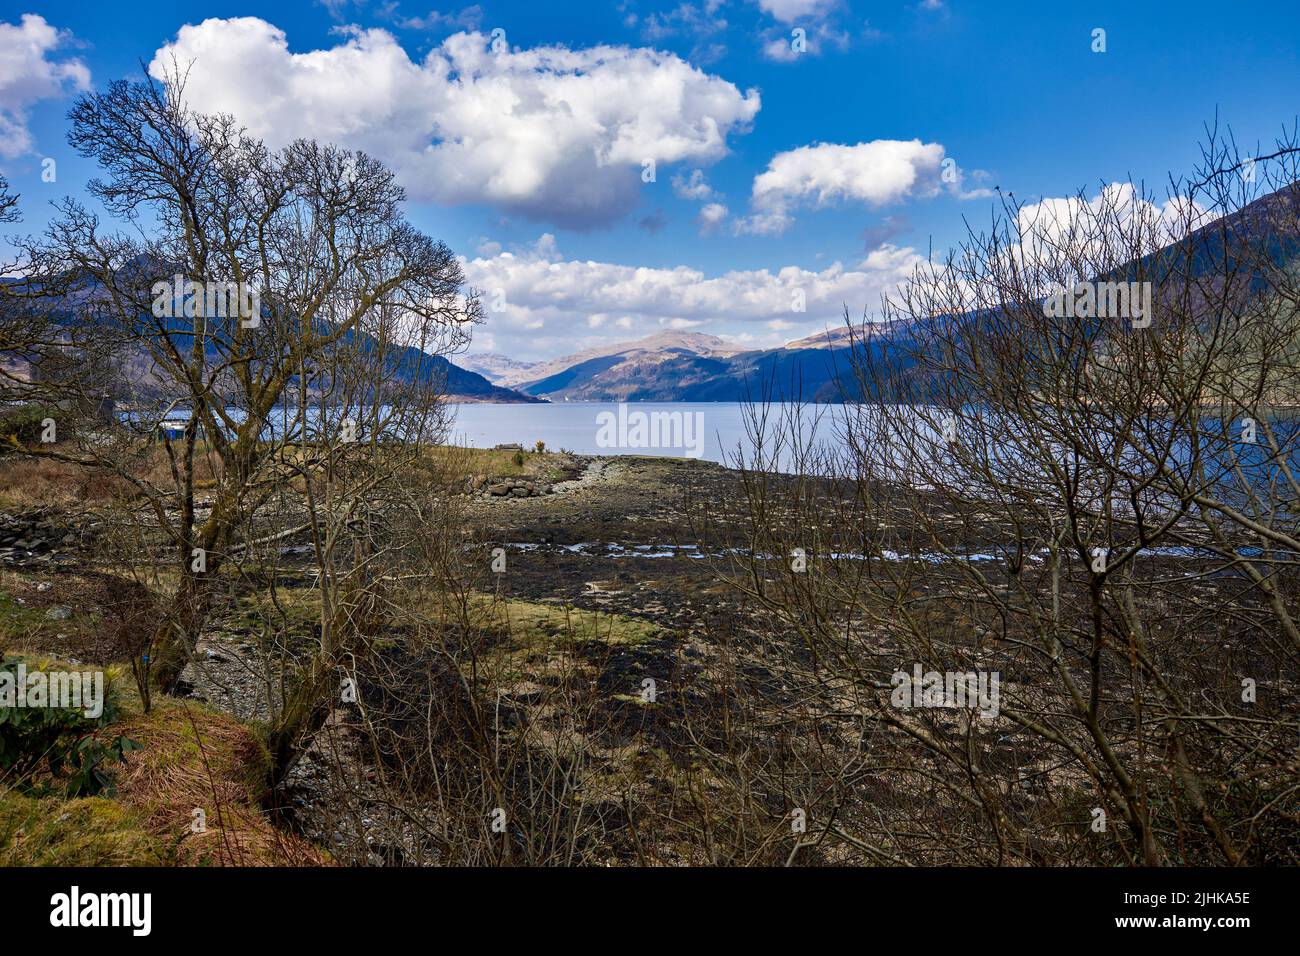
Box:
xmin=466 ymin=327 xmax=890 ymax=402
xmin=456 ymin=352 xmax=543 ymax=385
xmin=8 ymin=264 xmax=540 ymax=405
xmin=29 ymin=184 xmax=1292 ymax=407
xmin=461 ymin=184 xmax=1300 ymax=403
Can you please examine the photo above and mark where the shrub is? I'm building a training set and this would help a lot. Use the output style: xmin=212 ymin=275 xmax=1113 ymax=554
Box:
xmin=0 ymin=658 xmax=140 ymax=796
xmin=0 ymin=405 xmax=63 ymax=452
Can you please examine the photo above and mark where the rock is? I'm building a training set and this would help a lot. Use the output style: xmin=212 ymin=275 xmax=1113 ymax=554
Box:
xmin=509 ymin=486 xmax=531 ymax=497
xmin=487 ymin=483 xmax=511 ymax=496
xmin=45 ymin=606 xmax=73 ymax=621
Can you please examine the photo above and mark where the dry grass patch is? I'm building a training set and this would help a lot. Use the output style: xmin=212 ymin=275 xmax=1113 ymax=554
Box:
xmin=111 ymin=696 xmax=330 ymax=866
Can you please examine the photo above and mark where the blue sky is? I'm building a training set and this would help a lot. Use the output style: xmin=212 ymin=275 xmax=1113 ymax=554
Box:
xmin=1 ymin=1 xmax=1297 ymax=360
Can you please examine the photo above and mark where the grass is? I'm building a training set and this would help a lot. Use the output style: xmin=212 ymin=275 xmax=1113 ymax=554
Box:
xmin=0 ymin=430 xmax=578 ymax=513
xmin=229 ymin=585 xmax=321 ymax=644
xmin=0 ymin=589 xmax=52 ymax=642
xmin=484 ymin=597 xmax=665 ymax=649
xmin=0 ymin=454 xmax=128 ymax=510
xmin=0 ymin=659 xmax=329 ymax=867
xmin=108 ymin=695 xmax=327 ymax=866
xmin=0 ymin=791 xmax=165 ymax=865
xmin=0 ymin=441 xmax=219 ymax=510
xmin=432 ymin=445 xmax=576 ymax=482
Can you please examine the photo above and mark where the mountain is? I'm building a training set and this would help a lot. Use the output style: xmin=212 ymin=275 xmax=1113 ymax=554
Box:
xmin=412 ymin=355 xmax=541 ymax=403
xmin=783 ymin=324 xmax=894 ymax=350
xmin=513 ymin=331 xmax=742 ymax=397
xmin=511 ymin=184 xmax=1300 ymax=403
xmin=8 ymin=267 xmax=540 ymax=404
xmin=522 ymin=339 xmax=875 ymax=402
xmin=457 ymin=352 xmax=542 ymax=385
xmin=508 ymin=324 xmax=899 ymax=402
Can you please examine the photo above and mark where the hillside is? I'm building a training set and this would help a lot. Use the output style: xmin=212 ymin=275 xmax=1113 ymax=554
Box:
xmin=458 ymin=352 xmax=541 ymax=385
xmin=504 ymin=331 xmax=740 ymax=392
xmin=7 ymin=268 xmax=541 ymax=404
xmin=512 ymin=184 xmax=1300 ymax=403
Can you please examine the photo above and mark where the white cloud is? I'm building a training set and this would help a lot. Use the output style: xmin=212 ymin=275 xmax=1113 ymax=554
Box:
xmin=461 ymin=233 xmax=923 ymax=360
xmin=756 ymin=0 xmax=838 ymax=24
xmin=392 ymin=6 xmax=485 ymax=31
xmin=672 ymin=167 xmax=715 ymax=200
xmin=732 ymin=208 xmax=794 ymax=236
xmin=738 ymin=139 xmax=956 ymax=234
xmin=761 ymin=22 xmax=850 ymax=61
xmin=0 ymin=14 xmax=90 ymax=158
xmin=641 ymin=2 xmax=721 ymax=38
xmin=754 ymin=0 xmax=854 ymax=61
xmin=697 ymin=201 xmax=729 ymax=234
xmin=755 ymin=139 xmax=946 ymax=209
xmin=149 ymin=18 xmax=760 ymax=229
xmin=1014 ymin=183 xmax=1215 ymax=274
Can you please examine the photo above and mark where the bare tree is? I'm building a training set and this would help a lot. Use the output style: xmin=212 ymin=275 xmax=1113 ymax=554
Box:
xmin=691 ymin=127 xmax=1300 ymax=865
xmin=12 ymin=73 xmax=480 ymax=785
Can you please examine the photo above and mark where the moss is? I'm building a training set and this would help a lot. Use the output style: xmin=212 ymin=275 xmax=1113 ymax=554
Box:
xmin=231 ymin=586 xmax=321 ymax=643
xmin=478 ymin=596 xmax=666 ymax=650
xmin=0 ymin=591 xmax=50 ymax=640
xmin=0 ymin=790 xmax=170 ymax=866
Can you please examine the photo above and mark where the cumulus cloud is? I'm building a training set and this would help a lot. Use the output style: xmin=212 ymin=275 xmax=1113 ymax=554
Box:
xmin=149 ymin=18 xmax=760 ymax=229
xmin=761 ymin=22 xmax=850 ymax=61
xmin=672 ymin=167 xmax=715 ymax=200
xmin=460 ymin=233 xmax=923 ymax=359
xmin=754 ymin=0 xmax=857 ymax=61
xmin=1014 ymin=183 xmax=1216 ymax=275
xmin=696 ymin=201 xmax=729 ymax=234
xmin=0 ymin=14 xmax=90 ymax=158
xmin=755 ymin=139 xmax=946 ymax=209
xmin=734 ymin=139 xmax=959 ymax=234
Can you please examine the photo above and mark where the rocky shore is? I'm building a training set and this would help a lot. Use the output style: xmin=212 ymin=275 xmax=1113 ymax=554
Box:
xmin=0 ymin=508 xmax=91 ymax=568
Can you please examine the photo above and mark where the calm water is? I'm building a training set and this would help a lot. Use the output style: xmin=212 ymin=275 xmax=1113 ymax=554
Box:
xmin=445 ymin=402 xmax=1300 ymax=495
xmin=445 ymin=401 xmax=843 ymax=467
